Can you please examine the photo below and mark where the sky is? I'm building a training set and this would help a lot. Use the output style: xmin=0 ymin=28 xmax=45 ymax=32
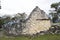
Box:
xmin=0 ymin=0 xmax=60 ymax=16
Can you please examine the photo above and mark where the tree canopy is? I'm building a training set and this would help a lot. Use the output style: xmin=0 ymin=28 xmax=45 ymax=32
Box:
xmin=49 ymin=2 xmax=60 ymax=23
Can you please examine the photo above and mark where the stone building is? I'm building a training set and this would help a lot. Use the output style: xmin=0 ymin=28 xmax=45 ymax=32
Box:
xmin=22 ymin=6 xmax=51 ymax=35
xmin=2 ymin=6 xmax=51 ymax=36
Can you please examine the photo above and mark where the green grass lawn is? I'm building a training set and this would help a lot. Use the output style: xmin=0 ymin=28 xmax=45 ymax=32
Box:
xmin=0 ymin=34 xmax=60 ymax=40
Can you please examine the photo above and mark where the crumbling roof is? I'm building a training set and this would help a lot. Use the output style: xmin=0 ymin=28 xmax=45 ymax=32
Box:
xmin=26 ymin=6 xmax=49 ymax=21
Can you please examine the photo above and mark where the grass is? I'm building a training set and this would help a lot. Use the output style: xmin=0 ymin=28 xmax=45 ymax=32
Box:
xmin=0 ymin=34 xmax=60 ymax=40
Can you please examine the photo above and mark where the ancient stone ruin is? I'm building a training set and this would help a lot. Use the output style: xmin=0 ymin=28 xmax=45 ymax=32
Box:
xmin=22 ymin=6 xmax=51 ymax=35
xmin=3 ymin=6 xmax=51 ymax=36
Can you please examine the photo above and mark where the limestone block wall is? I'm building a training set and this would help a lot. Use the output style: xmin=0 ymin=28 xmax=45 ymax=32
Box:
xmin=22 ymin=7 xmax=51 ymax=35
xmin=22 ymin=19 xmax=51 ymax=35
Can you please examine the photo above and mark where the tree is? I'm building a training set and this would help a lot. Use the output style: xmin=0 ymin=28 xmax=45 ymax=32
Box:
xmin=0 ymin=16 xmax=10 ymax=29
xmin=0 ymin=18 xmax=4 ymax=28
xmin=49 ymin=2 xmax=60 ymax=23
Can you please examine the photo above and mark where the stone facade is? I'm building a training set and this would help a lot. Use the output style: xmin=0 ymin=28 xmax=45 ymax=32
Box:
xmin=22 ymin=6 xmax=51 ymax=35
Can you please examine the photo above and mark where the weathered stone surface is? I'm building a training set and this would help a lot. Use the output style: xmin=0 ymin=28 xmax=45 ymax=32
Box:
xmin=3 ymin=6 xmax=51 ymax=36
xmin=49 ymin=25 xmax=60 ymax=34
xmin=22 ymin=6 xmax=51 ymax=35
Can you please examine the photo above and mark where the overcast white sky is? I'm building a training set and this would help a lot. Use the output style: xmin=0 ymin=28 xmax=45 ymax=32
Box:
xmin=0 ymin=0 xmax=60 ymax=16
